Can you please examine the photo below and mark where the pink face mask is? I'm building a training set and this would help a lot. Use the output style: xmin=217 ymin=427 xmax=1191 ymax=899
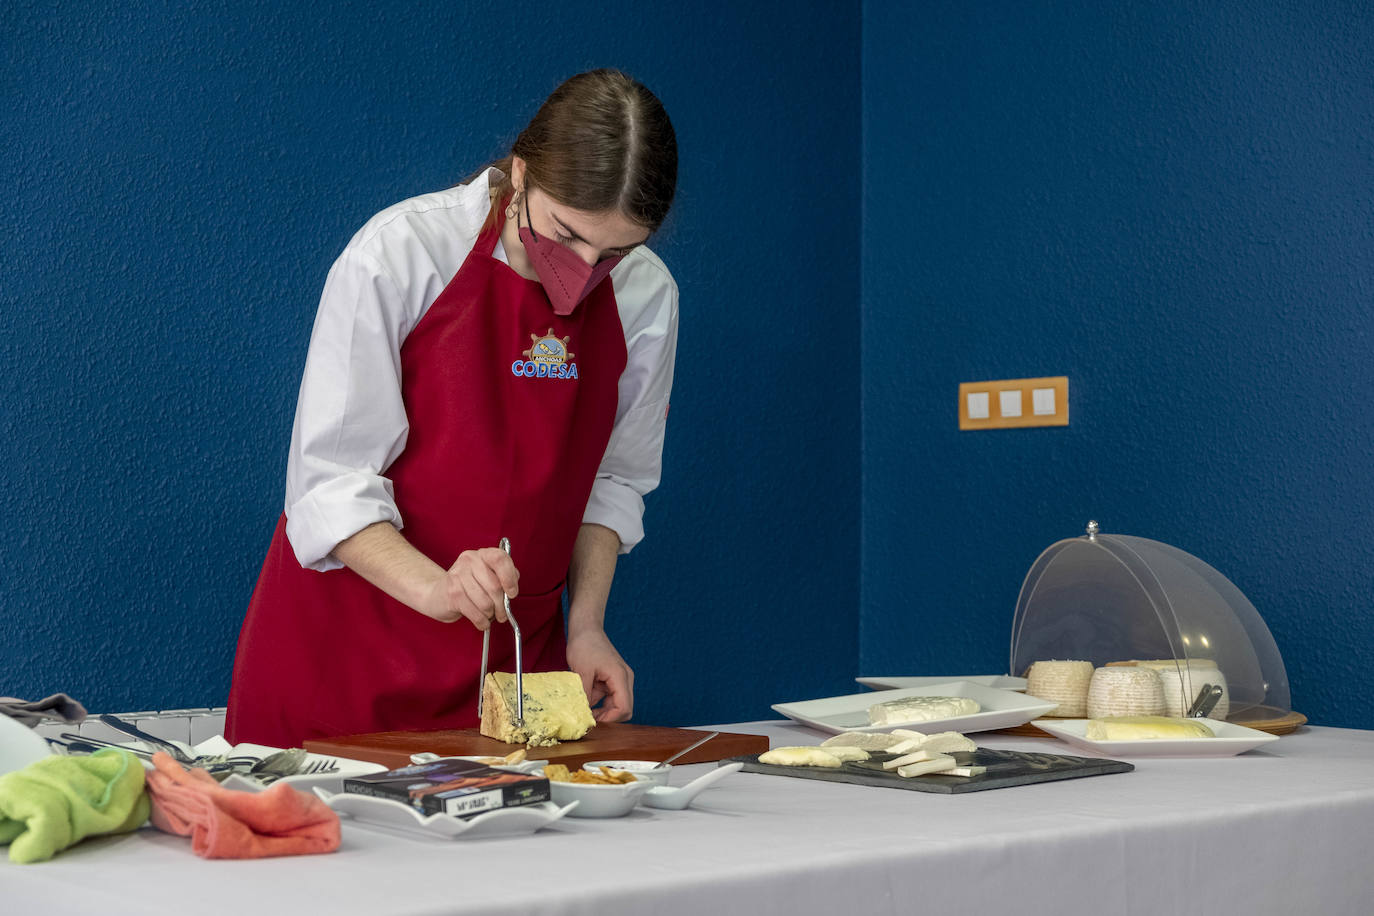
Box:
xmin=518 ymin=194 xmax=625 ymax=316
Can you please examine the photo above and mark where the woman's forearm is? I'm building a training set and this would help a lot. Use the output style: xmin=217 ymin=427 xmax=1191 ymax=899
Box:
xmin=566 ymin=523 xmax=621 ymax=636
xmin=331 ymin=522 xmax=446 ymax=611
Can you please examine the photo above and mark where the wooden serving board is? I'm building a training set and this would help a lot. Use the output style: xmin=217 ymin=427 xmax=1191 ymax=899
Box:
xmin=729 ymin=748 xmax=1133 ymax=795
xmin=304 ymin=723 xmax=769 ymax=771
xmin=994 ymin=708 xmax=1308 ymax=738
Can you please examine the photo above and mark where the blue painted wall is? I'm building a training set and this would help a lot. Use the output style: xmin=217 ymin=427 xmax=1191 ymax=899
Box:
xmin=862 ymin=2 xmax=1374 ymax=728
xmin=10 ymin=1 xmax=1366 ymax=734
xmin=3 ymin=2 xmax=861 ymax=725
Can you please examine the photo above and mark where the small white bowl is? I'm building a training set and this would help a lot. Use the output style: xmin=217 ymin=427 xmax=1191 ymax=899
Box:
xmin=547 ymin=778 xmax=650 ymax=818
xmin=582 ymin=759 xmax=672 ymax=788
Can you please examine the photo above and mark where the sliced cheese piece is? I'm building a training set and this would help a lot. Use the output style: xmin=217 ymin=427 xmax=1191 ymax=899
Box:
xmin=882 ymin=749 xmax=934 ymax=770
xmin=1084 ymin=716 xmax=1215 ymax=740
xmin=879 ymin=747 xmax=934 ymax=769
xmin=942 ymin=766 xmax=987 ymax=777
xmin=821 ymin=732 xmax=905 ymax=751
xmin=885 ymin=738 xmax=924 ymax=755
xmin=759 ymin=746 xmax=844 ymax=768
xmin=813 ymin=745 xmax=870 ymax=763
xmin=896 ymin=754 xmax=957 ymax=778
xmin=917 ymin=731 xmax=978 ymax=755
xmin=867 ymin=696 xmax=980 ymax=726
xmin=889 ymin=729 xmax=929 ymax=741
xmin=479 ymin=671 xmax=595 ymax=747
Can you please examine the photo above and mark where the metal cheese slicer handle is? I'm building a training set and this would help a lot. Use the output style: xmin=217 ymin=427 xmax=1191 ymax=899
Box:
xmin=475 ymin=538 xmax=523 ymax=726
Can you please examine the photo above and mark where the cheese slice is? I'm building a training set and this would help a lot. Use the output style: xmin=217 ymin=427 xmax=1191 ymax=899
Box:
xmin=1084 ymin=716 xmax=1215 ymax=740
xmin=882 ymin=749 xmax=935 ymax=770
xmin=896 ymin=754 xmax=958 ymax=777
xmin=478 ymin=671 xmax=595 ymax=748
xmin=821 ymin=732 xmax=905 ymax=751
xmin=813 ymin=745 xmax=870 ymax=763
xmin=916 ymin=731 xmax=978 ymax=755
xmin=759 ymin=746 xmax=844 ymax=768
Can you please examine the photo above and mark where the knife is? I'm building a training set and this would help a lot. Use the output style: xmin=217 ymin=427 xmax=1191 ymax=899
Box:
xmin=1195 ymin=685 xmax=1224 ymax=719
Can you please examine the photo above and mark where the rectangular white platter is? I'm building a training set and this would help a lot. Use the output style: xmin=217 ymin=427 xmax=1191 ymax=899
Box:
xmin=1032 ymin=718 xmax=1280 ymax=757
xmin=856 ymin=675 xmax=1028 ymax=692
xmin=772 ymin=681 xmax=1058 ymax=736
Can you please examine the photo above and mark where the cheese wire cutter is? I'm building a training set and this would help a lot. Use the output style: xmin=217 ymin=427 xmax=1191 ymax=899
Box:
xmin=476 ymin=537 xmax=523 ymax=726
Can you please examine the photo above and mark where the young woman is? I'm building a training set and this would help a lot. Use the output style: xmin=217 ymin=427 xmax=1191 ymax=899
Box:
xmin=226 ymin=70 xmax=678 ymax=747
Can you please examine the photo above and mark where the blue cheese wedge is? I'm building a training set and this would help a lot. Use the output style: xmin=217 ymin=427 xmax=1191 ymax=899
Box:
xmin=479 ymin=671 xmax=595 ymax=748
xmin=867 ymin=696 xmax=980 ymax=726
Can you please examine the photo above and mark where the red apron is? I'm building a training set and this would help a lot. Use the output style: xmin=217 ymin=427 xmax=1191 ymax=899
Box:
xmin=225 ymin=202 xmax=627 ymax=748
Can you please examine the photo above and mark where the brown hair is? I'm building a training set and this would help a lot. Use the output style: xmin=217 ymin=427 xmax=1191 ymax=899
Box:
xmin=481 ymin=69 xmax=677 ymax=233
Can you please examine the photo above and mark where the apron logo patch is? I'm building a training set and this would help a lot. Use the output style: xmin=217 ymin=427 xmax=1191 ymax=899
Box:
xmin=512 ymin=328 xmax=579 ymax=380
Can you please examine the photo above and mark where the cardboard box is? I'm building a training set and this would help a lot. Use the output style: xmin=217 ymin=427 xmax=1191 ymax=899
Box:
xmin=343 ymin=758 xmax=550 ymax=818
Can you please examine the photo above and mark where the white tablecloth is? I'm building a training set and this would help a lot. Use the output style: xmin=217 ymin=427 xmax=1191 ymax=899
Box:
xmin=7 ymin=721 xmax=1374 ymax=915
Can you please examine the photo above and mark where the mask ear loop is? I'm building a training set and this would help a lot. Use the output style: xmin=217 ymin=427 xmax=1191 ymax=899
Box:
xmin=521 ymin=190 xmax=541 ymax=241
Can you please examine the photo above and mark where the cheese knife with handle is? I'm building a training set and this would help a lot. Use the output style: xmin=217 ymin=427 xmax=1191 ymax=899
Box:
xmin=476 ymin=537 xmax=524 ymax=726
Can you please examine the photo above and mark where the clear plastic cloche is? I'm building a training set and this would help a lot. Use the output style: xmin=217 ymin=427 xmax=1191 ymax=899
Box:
xmin=1009 ymin=521 xmax=1292 ymax=725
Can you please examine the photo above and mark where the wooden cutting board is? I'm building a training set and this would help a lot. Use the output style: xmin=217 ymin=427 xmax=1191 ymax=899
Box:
xmin=304 ymin=722 xmax=769 ymax=771
xmin=731 ymin=748 xmax=1134 ymax=794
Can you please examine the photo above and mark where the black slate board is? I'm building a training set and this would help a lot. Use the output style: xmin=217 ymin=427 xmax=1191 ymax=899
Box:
xmin=724 ymin=748 xmax=1133 ymax=794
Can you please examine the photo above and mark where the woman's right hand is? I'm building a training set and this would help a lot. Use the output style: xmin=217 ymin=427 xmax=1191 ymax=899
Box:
xmin=418 ymin=548 xmax=520 ymax=628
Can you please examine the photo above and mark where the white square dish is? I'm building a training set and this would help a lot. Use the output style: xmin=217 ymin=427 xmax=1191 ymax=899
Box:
xmin=1031 ymin=718 xmax=1280 ymax=757
xmin=856 ymin=675 xmax=1028 ymax=692
xmin=771 ymin=681 xmax=1057 ymax=736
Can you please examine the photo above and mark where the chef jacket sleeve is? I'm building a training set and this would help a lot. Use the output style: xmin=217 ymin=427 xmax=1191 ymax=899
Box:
xmin=583 ymin=252 xmax=679 ymax=554
xmin=283 ymin=246 xmax=417 ymax=572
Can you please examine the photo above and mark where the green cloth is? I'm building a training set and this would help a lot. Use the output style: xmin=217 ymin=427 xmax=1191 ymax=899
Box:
xmin=0 ymin=748 xmax=150 ymax=863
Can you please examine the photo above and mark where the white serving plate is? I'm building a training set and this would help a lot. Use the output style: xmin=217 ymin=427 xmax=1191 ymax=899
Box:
xmin=313 ymin=788 xmax=576 ymax=839
xmin=226 ymin=742 xmax=389 ymax=791
xmin=1032 ymin=718 xmax=1280 ymax=757
xmin=857 ymin=675 xmax=1028 ymax=692
xmin=772 ymin=681 xmax=1057 ymax=736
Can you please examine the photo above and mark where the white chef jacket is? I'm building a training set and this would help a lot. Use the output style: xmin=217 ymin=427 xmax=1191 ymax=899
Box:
xmin=283 ymin=168 xmax=678 ymax=572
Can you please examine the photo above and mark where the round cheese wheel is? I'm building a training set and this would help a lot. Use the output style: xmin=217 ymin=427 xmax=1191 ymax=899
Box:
xmin=1086 ymin=666 xmax=1165 ymax=718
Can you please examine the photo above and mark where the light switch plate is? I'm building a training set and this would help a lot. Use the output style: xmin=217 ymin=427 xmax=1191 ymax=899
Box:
xmin=959 ymin=376 xmax=1069 ymax=430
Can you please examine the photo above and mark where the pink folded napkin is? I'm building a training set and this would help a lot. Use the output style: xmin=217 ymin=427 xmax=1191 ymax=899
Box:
xmin=145 ymin=752 xmax=340 ymax=859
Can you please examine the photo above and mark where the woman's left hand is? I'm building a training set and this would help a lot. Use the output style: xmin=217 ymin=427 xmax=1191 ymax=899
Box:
xmin=566 ymin=629 xmax=635 ymax=723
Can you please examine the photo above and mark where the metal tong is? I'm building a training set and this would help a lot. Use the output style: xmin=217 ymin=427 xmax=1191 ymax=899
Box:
xmin=476 ymin=537 xmax=523 ymax=726
xmin=1187 ymin=683 xmax=1224 ymax=718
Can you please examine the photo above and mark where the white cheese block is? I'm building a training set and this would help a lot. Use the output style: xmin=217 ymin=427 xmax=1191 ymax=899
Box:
xmin=867 ymin=696 xmax=980 ymax=726
xmin=1085 ymin=666 xmax=1165 ymax=718
xmin=479 ymin=671 xmax=595 ymax=748
xmin=896 ymin=754 xmax=958 ymax=778
xmin=759 ymin=746 xmax=844 ymax=768
xmin=1026 ymin=660 xmax=1094 ymax=717
xmin=943 ymin=766 xmax=987 ymax=777
xmin=1084 ymin=716 xmax=1215 ymax=740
